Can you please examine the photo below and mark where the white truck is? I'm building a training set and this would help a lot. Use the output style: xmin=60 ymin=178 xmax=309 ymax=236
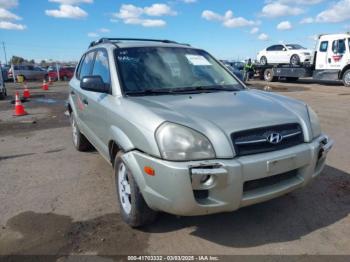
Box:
xmin=256 ymin=33 xmax=350 ymax=87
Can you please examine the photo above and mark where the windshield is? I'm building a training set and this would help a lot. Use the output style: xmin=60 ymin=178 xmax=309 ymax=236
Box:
xmin=286 ymin=44 xmax=306 ymax=50
xmin=115 ymin=47 xmax=243 ymax=95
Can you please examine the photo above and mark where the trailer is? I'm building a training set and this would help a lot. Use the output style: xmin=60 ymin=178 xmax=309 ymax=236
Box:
xmin=255 ymin=33 xmax=350 ymax=87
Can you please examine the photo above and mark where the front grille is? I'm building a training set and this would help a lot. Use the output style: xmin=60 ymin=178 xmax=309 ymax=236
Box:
xmin=243 ymin=169 xmax=298 ymax=192
xmin=231 ymin=123 xmax=304 ymax=156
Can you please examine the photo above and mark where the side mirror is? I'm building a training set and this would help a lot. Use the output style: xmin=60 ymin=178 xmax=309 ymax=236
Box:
xmin=80 ymin=76 xmax=110 ymax=93
xmin=282 ymin=48 xmax=287 ymax=51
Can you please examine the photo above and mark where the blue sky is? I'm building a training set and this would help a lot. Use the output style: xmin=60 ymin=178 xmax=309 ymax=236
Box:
xmin=0 ymin=0 xmax=349 ymax=63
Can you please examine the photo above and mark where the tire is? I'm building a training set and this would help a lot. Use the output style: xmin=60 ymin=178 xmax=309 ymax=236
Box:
xmin=70 ymin=113 xmax=92 ymax=151
xmin=286 ymin=77 xmax=299 ymax=82
xmin=114 ymin=152 xmax=157 ymax=227
xmin=260 ymin=56 xmax=267 ymax=65
xmin=290 ymin=55 xmax=300 ymax=66
xmin=264 ymin=68 xmax=277 ymax=82
xmin=342 ymin=69 xmax=350 ymax=87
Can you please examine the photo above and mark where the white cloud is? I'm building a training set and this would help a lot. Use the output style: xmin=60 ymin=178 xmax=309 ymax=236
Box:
xmin=0 ymin=0 xmax=18 ymax=9
xmin=45 ymin=4 xmax=88 ymax=19
xmin=258 ymin=33 xmax=269 ymax=41
xmin=49 ymin=0 xmax=93 ymax=4
xmin=277 ymin=20 xmax=292 ymax=30
xmin=87 ymin=32 xmax=99 ymax=37
xmin=202 ymin=9 xmax=256 ymax=28
xmin=99 ymin=28 xmax=110 ymax=33
xmin=300 ymin=17 xmax=314 ymax=24
xmin=261 ymin=2 xmax=303 ymax=18
xmin=144 ymin=4 xmax=177 ymax=16
xmin=0 ymin=20 xmax=25 ymax=30
xmin=0 ymin=8 xmax=21 ymax=20
xmin=268 ymin=0 xmax=323 ymax=4
xmin=113 ymin=3 xmax=175 ymax=27
xmin=250 ymin=27 xmax=259 ymax=34
xmin=316 ymin=0 xmax=350 ymax=23
xmin=180 ymin=0 xmax=197 ymax=3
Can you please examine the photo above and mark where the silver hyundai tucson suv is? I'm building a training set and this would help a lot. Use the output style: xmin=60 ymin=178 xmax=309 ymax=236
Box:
xmin=67 ymin=38 xmax=333 ymax=227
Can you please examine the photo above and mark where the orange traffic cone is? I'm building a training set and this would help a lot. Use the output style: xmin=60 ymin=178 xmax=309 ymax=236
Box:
xmin=23 ymin=82 xmax=30 ymax=99
xmin=13 ymin=92 xmax=27 ymax=116
xmin=42 ymin=80 xmax=49 ymax=91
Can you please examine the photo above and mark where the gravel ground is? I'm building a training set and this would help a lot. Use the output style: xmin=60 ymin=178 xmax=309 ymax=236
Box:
xmin=0 ymin=79 xmax=349 ymax=259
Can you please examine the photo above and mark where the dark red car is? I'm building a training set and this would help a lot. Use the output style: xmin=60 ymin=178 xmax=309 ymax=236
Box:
xmin=48 ymin=67 xmax=75 ymax=81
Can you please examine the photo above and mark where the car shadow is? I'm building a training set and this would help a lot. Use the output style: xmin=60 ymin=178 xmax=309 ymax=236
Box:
xmin=143 ymin=165 xmax=350 ymax=248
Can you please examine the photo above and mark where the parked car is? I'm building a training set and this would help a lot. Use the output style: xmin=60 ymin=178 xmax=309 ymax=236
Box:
xmin=48 ymin=66 xmax=75 ymax=81
xmin=67 ymin=38 xmax=333 ymax=227
xmin=257 ymin=44 xmax=313 ymax=66
xmin=1 ymin=65 xmax=9 ymax=82
xmin=8 ymin=65 xmax=48 ymax=81
xmin=220 ymin=61 xmax=244 ymax=81
xmin=0 ymin=64 xmax=7 ymax=99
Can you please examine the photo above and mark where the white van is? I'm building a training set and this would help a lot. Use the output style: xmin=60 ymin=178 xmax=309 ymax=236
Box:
xmin=0 ymin=64 xmax=7 ymax=99
xmin=314 ymin=33 xmax=350 ymax=86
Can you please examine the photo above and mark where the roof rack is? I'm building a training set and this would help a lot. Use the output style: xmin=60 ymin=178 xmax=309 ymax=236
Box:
xmin=88 ymin=38 xmax=190 ymax=48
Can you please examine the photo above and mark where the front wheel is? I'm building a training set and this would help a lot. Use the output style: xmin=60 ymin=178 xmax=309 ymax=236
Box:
xmin=342 ymin=69 xmax=350 ymax=87
xmin=290 ymin=55 xmax=300 ymax=66
xmin=114 ymin=152 xmax=157 ymax=227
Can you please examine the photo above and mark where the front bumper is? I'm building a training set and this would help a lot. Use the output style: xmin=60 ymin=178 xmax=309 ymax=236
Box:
xmin=122 ymin=134 xmax=333 ymax=216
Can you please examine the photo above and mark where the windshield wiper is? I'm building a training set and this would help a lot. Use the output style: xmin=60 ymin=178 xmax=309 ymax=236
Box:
xmin=171 ymin=86 xmax=240 ymax=93
xmin=124 ymin=89 xmax=175 ymax=96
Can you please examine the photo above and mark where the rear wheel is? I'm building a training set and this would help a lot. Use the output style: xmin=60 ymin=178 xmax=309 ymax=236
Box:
xmin=342 ymin=69 xmax=350 ymax=87
xmin=260 ymin=56 xmax=267 ymax=65
xmin=114 ymin=152 xmax=157 ymax=227
xmin=70 ymin=113 xmax=92 ymax=151
xmin=264 ymin=68 xmax=277 ymax=82
xmin=290 ymin=55 xmax=300 ymax=66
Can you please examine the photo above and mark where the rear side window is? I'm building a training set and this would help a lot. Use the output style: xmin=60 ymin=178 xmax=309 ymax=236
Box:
xmin=332 ymin=39 xmax=346 ymax=54
xmin=274 ymin=45 xmax=284 ymax=51
xmin=79 ymin=52 xmax=95 ymax=79
xmin=319 ymin=41 xmax=328 ymax=52
xmin=92 ymin=50 xmax=110 ymax=84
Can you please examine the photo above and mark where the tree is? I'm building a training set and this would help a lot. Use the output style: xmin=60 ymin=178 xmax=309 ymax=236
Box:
xmin=10 ymin=55 xmax=25 ymax=65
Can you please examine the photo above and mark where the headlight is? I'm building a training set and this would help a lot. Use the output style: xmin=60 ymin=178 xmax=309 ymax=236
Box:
xmin=156 ymin=122 xmax=215 ymax=161
xmin=307 ymin=106 xmax=321 ymax=138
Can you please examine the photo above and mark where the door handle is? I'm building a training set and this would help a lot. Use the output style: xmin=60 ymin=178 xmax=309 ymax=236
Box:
xmin=82 ymin=98 xmax=88 ymax=105
xmin=328 ymin=58 xmax=331 ymax=63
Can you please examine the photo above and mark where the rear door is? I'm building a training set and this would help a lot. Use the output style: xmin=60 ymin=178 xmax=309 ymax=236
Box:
xmin=315 ymin=40 xmax=329 ymax=70
xmin=72 ymin=51 xmax=96 ymax=136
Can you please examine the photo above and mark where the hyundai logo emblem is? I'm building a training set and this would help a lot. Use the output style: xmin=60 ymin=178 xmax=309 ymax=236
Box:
xmin=267 ymin=133 xmax=283 ymax=144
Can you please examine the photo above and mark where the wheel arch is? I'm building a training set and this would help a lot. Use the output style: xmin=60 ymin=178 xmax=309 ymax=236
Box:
xmin=340 ymin=64 xmax=350 ymax=79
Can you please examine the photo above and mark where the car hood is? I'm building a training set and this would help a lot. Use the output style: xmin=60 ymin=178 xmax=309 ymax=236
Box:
xmin=128 ymin=89 xmax=313 ymax=158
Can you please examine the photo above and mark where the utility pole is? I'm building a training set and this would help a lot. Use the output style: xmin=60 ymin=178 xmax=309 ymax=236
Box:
xmin=2 ymin=42 xmax=8 ymax=65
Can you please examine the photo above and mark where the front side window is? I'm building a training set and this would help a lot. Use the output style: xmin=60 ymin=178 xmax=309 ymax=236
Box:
xmin=115 ymin=47 xmax=243 ymax=95
xmin=320 ymin=41 xmax=328 ymax=52
xmin=266 ymin=45 xmax=275 ymax=51
xmin=332 ymin=39 xmax=346 ymax=54
xmin=92 ymin=50 xmax=110 ymax=84
xmin=79 ymin=51 xmax=95 ymax=79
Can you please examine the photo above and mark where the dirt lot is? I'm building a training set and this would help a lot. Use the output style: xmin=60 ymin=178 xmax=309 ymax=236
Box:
xmin=0 ymin=79 xmax=349 ymax=259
